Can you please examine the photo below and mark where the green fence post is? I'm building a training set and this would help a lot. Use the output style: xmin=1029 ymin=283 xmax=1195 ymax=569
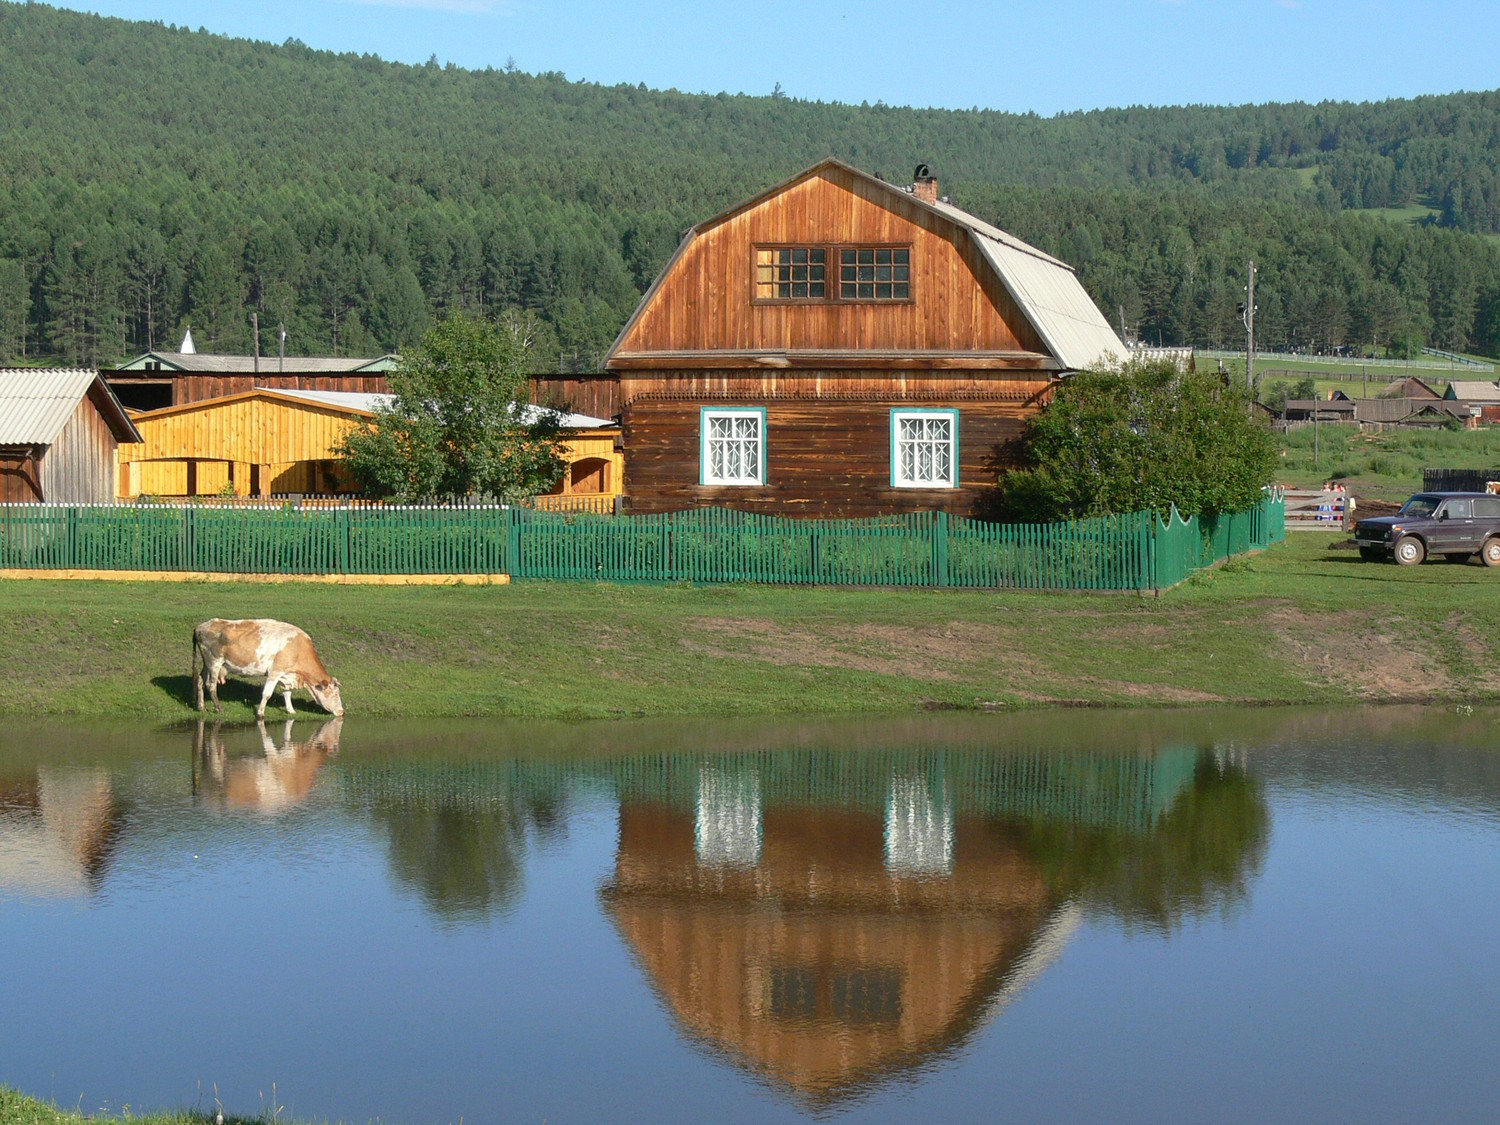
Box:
xmin=507 ymin=507 xmax=522 ymax=579
xmin=933 ymin=510 xmax=949 ymax=588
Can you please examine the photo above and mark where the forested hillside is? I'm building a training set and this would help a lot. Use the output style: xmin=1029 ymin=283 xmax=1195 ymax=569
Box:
xmin=2 ymin=1 xmax=1499 ymax=368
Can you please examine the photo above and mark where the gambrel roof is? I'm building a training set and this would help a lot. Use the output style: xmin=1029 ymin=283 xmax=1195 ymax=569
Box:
xmin=606 ymin=158 xmax=1126 ymax=373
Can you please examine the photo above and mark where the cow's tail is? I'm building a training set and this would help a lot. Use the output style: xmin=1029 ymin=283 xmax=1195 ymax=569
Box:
xmin=190 ymin=626 xmax=204 ymax=711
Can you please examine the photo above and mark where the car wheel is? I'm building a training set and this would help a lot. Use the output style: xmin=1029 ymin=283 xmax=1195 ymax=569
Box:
xmin=1483 ymin=538 xmax=1500 ymax=568
xmin=1445 ymin=553 xmax=1473 ymax=564
xmin=1394 ymin=536 xmax=1425 ymax=566
xmin=1358 ymin=546 xmax=1381 ymax=561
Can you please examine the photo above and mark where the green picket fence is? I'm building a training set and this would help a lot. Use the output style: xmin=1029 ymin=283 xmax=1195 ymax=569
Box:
xmin=0 ymin=493 xmax=1283 ymax=591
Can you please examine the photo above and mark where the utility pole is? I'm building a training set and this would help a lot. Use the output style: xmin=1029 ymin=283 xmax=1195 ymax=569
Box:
xmin=1241 ymin=260 xmax=1257 ymax=393
xmin=251 ymin=312 xmax=260 ymax=374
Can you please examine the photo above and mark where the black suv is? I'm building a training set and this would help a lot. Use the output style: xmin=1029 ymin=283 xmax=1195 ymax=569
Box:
xmin=1353 ymin=492 xmax=1500 ymax=566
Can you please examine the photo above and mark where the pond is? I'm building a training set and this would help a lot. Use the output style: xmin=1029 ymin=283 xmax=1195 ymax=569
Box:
xmin=1 ymin=707 xmax=1498 ymax=1124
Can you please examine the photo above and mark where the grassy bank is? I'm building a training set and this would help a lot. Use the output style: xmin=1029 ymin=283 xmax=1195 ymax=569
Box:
xmin=1 ymin=531 xmax=1497 ymax=719
xmin=0 ymin=1089 xmax=282 ymax=1125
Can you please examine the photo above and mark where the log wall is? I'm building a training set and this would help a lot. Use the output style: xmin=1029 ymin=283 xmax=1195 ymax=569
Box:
xmin=622 ymin=379 xmax=1049 ymax=518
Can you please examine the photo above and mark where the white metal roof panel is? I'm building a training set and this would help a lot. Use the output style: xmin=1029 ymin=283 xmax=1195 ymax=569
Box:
xmin=972 ymin=235 xmax=1129 ymax=371
xmin=0 ymin=368 xmax=102 ymax=445
xmin=137 ymin=352 xmax=395 ymax=373
xmin=262 ymin=388 xmax=616 ymax=429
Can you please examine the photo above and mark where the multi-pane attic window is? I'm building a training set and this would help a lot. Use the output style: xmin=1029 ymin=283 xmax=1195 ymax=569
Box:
xmin=755 ymin=247 xmax=826 ymax=299
xmin=840 ymin=248 xmax=910 ymax=300
xmin=754 ymin=246 xmax=910 ymax=301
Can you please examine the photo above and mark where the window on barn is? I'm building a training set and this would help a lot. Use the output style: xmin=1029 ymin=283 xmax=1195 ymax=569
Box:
xmin=840 ymin=248 xmax=910 ymax=300
xmin=891 ymin=409 xmax=957 ymax=488
xmin=701 ymin=408 xmax=766 ymax=486
xmin=754 ymin=245 xmax=911 ymax=302
xmin=755 ymin=247 xmax=826 ymax=299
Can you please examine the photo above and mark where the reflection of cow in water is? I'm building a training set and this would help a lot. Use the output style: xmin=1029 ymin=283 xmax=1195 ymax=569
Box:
xmin=193 ymin=718 xmax=343 ymax=813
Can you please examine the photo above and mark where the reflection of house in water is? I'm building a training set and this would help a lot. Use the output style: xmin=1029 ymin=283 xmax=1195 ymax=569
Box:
xmin=192 ymin=719 xmax=343 ymax=813
xmin=594 ymin=748 xmax=1202 ymax=1106
xmin=0 ymin=769 xmax=121 ymax=897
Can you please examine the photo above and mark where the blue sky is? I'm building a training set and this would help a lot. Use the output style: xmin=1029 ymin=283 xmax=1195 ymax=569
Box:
xmin=61 ymin=0 xmax=1500 ymax=114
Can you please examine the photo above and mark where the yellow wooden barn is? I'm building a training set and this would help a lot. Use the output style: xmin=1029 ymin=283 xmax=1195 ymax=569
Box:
xmin=117 ymin=388 xmax=622 ymax=504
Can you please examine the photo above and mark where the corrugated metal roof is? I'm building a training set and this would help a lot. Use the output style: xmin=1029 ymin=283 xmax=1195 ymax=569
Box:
xmin=262 ymin=388 xmax=616 ymax=429
xmin=922 ymin=194 xmax=1126 ymax=371
xmin=117 ymin=351 xmax=396 ymax=373
xmin=260 ymin=387 xmax=393 ymax=414
xmin=971 ymin=234 xmax=1129 ymax=371
xmin=0 ymin=368 xmax=106 ymax=445
xmin=1446 ymin=380 xmax=1500 ymax=401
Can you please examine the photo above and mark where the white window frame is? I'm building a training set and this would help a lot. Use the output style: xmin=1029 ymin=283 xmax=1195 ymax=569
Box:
xmin=700 ymin=407 xmax=767 ymax=486
xmin=890 ymin=409 xmax=958 ymax=489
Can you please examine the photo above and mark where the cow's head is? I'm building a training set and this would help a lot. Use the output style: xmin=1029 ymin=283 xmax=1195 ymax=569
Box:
xmin=309 ymin=677 xmax=344 ymax=718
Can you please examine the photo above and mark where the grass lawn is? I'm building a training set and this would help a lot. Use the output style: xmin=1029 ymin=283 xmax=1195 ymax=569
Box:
xmin=2 ymin=531 xmax=1498 ymax=720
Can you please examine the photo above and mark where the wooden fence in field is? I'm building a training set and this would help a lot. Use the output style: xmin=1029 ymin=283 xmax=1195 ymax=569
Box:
xmin=1282 ymin=488 xmax=1350 ymax=531
xmin=1421 ymin=469 xmax=1500 ymax=493
xmin=0 ymin=493 xmax=1284 ymax=592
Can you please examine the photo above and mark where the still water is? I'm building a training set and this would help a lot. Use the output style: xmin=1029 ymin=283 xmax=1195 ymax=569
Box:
xmin=1 ymin=707 xmax=1498 ymax=1124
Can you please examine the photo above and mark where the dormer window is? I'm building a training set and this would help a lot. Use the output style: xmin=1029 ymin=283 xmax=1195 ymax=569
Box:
xmin=754 ymin=245 xmax=911 ymax=303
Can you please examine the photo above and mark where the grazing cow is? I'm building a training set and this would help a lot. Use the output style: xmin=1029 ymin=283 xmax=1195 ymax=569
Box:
xmin=192 ymin=618 xmax=344 ymax=719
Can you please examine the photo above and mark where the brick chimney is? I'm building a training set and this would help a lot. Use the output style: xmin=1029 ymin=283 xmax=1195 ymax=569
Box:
xmin=912 ymin=162 xmax=938 ymax=204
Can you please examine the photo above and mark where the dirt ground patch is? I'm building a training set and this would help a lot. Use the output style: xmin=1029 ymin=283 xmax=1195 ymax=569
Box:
xmin=1267 ymin=606 xmax=1451 ymax=699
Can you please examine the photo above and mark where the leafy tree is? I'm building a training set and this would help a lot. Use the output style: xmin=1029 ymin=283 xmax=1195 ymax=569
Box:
xmin=986 ymin=358 xmax=1279 ymax=521
xmin=337 ymin=311 xmax=566 ymax=501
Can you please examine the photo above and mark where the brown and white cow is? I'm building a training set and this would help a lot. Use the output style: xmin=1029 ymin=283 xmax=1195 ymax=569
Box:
xmin=192 ymin=619 xmax=344 ymax=719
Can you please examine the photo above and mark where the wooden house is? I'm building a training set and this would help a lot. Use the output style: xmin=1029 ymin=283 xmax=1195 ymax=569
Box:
xmin=1444 ymin=380 xmax=1500 ymax=423
xmin=0 ymin=369 xmax=142 ymax=503
xmin=118 ymin=387 xmax=621 ymax=501
xmin=604 ymin=159 xmax=1127 ymax=517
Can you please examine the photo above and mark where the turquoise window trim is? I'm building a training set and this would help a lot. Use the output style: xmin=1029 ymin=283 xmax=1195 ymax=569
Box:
xmin=890 ymin=408 xmax=959 ymax=489
xmin=700 ymin=406 xmax=768 ymax=486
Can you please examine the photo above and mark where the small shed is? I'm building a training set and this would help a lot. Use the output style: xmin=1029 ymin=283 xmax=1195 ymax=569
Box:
xmin=119 ymin=388 xmax=621 ymax=501
xmin=0 ymin=368 xmax=141 ymax=503
xmin=1282 ymin=398 xmax=1356 ymax=423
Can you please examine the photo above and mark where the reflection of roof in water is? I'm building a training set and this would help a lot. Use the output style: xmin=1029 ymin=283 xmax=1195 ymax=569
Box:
xmin=0 ymin=770 xmax=122 ymax=897
xmin=599 ymin=799 xmax=1083 ymax=1107
xmin=338 ymin=745 xmax=1201 ymax=834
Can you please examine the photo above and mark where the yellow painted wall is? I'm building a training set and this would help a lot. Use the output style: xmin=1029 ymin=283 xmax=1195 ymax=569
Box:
xmin=118 ymin=394 xmax=622 ymax=500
